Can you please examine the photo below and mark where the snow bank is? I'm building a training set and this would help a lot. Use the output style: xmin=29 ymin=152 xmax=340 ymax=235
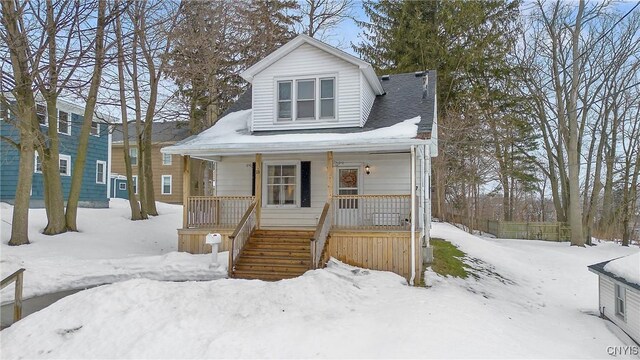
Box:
xmin=2 ymin=227 xmax=638 ymax=358
xmin=1 ymin=199 xmax=225 ymax=301
xmin=604 ymin=253 xmax=640 ymax=285
xmin=174 ymin=109 xmax=421 ymax=149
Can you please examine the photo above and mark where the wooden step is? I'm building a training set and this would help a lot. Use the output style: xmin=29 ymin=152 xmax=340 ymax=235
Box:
xmin=241 ymin=249 xmax=310 ymax=258
xmin=232 ymin=270 xmax=302 ymax=281
xmin=234 ymin=263 xmax=309 ymax=273
xmin=249 ymin=237 xmax=311 ymax=243
xmin=246 ymin=242 xmax=310 ymax=251
xmin=237 ymin=256 xmax=310 ymax=266
xmin=252 ymin=230 xmax=314 ymax=238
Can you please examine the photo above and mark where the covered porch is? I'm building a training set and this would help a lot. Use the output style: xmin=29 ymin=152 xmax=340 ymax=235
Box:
xmin=176 ymin=148 xmax=429 ymax=283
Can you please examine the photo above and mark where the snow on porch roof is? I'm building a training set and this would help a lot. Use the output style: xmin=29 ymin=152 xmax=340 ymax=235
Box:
xmin=161 ymin=109 xmax=426 ymax=157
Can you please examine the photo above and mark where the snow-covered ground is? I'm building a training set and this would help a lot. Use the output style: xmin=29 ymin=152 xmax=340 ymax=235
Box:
xmin=0 ymin=200 xmax=225 ymax=302
xmin=2 ymin=220 xmax=638 ymax=359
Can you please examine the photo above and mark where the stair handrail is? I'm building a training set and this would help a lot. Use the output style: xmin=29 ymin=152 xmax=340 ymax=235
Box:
xmin=310 ymin=201 xmax=332 ymax=269
xmin=228 ymin=201 xmax=257 ymax=277
xmin=1 ymin=268 xmax=25 ymax=323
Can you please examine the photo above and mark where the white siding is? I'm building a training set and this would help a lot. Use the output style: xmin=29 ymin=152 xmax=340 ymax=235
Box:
xmin=360 ymin=73 xmax=376 ymax=126
xmin=252 ymin=43 xmax=362 ymax=131
xmin=215 ymin=152 xmax=416 ymax=228
xmin=599 ymin=276 xmax=640 ymax=343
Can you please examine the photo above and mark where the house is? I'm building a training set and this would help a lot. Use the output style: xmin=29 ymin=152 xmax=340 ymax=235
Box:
xmin=0 ymin=97 xmax=111 ymax=208
xmin=588 ymin=253 xmax=640 ymax=344
xmin=110 ymin=121 xmax=211 ymax=204
xmin=162 ymin=34 xmax=438 ymax=284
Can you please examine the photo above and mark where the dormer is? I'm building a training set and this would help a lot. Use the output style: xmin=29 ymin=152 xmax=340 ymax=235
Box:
xmin=241 ymin=35 xmax=385 ymax=132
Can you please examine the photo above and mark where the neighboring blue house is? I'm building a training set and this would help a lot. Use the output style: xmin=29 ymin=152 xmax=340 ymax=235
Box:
xmin=1 ymin=98 xmax=112 ymax=208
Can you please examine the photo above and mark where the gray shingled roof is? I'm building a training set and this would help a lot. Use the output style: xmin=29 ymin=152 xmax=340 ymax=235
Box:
xmin=219 ymin=70 xmax=436 ymax=136
xmin=588 ymin=259 xmax=640 ymax=291
xmin=112 ymin=121 xmax=192 ymax=143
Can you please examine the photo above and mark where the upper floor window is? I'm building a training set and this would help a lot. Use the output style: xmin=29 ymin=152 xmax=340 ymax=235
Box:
xmin=91 ymin=121 xmax=99 ymax=136
xmin=162 ymin=153 xmax=172 ymax=165
xmin=276 ymin=76 xmax=336 ymax=122
xmin=36 ymin=104 xmax=47 ymax=126
xmin=58 ymin=110 xmax=70 ymax=135
xmin=130 ymin=147 xmax=138 ymax=166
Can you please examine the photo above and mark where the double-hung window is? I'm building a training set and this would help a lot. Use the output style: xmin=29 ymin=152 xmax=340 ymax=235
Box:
xmin=276 ymin=76 xmax=336 ymax=122
xmin=36 ymin=104 xmax=47 ymax=125
xmin=320 ymin=78 xmax=335 ymax=118
xmin=130 ymin=148 xmax=138 ymax=166
xmin=615 ymin=284 xmax=626 ymax=319
xmin=162 ymin=153 xmax=172 ymax=165
xmin=59 ymin=154 xmax=71 ymax=176
xmin=277 ymin=81 xmax=292 ymax=121
xmin=58 ymin=110 xmax=70 ymax=135
xmin=91 ymin=121 xmax=99 ymax=136
xmin=132 ymin=175 xmax=138 ymax=194
xmin=266 ymin=164 xmax=298 ymax=206
xmin=296 ymin=79 xmax=315 ymax=119
xmin=161 ymin=175 xmax=172 ymax=195
xmin=96 ymin=160 xmax=106 ymax=184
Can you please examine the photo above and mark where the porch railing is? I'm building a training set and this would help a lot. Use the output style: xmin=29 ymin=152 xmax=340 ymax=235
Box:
xmin=228 ymin=201 xmax=257 ymax=277
xmin=310 ymin=201 xmax=332 ymax=269
xmin=186 ymin=196 xmax=254 ymax=228
xmin=332 ymin=195 xmax=411 ymax=230
xmin=1 ymin=268 xmax=25 ymax=323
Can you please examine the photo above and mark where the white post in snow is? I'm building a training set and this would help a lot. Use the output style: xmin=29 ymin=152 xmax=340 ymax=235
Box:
xmin=410 ymin=145 xmax=416 ymax=286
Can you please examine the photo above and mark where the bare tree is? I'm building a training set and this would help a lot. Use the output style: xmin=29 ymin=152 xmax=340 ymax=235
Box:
xmin=297 ymin=0 xmax=353 ymax=39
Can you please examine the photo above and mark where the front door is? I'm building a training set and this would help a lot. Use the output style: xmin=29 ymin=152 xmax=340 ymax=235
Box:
xmin=336 ymin=167 xmax=361 ymax=226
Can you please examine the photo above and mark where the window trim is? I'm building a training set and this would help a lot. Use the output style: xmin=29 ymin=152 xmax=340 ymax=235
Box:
xmin=161 ymin=175 xmax=172 ymax=195
xmin=132 ymin=175 xmax=138 ymax=194
xmin=615 ymin=283 xmax=626 ymax=320
xmin=262 ymin=161 xmax=301 ymax=208
xmin=58 ymin=109 xmax=71 ymax=135
xmin=320 ymin=77 xmax=336 ymax=119
xmin=36 ymin=104 xmax=48 ymax=126
xmin=277 ymin=80 xmax=293 ymax=121
xmin=96 ymin=160 xmax=107 ymax=184
xmin=90 ymin=121 xmax=100 ymax=137
xmin=273 ymin=74 xmax=338 ymax=123
xmin=59 ymin=154 xmax=71 ymax=176
xmin=130 ymin=147 xmax=138 ymax=166
xmin=162 ymin=153 xmax=172 ymax=166
xmin=118 ymin=182 xmax=127 ymax=191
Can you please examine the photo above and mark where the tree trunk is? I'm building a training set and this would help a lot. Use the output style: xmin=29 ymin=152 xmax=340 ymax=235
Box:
xmin=115 ymin=4 xmax=143 ymax=220
xmin=65 ymin=0 xmax=106 ymax=231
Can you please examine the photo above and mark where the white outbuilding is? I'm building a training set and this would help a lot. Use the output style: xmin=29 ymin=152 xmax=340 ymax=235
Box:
xmin=588 ymin=252 xmax=640 ymax=344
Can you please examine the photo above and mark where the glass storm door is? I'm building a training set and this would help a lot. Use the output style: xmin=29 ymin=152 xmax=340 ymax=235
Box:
xmin=336 ymin=167 xmax=361 ymax=226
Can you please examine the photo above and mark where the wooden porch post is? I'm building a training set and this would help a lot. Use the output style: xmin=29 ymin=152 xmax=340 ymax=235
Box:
xmin=182 ymin=155 xmax=190 ymax=228
xmin=255 ymin=153 xmax=262 ymax=228
xmin=327 ymin=151 xmax=334 ymax=199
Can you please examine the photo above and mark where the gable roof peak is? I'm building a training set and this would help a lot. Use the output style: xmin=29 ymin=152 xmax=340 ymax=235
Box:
xmin=240 ymin=34 xmax=384 ymax=95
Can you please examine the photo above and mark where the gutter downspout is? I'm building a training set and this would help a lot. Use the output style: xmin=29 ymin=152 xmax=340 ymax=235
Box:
xmin=410 ymin=145 xmax=416 ymax=285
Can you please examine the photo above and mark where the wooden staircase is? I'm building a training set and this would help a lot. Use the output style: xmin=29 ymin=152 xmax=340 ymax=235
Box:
xmin=231 ymin=229 xmax=314 ymax=281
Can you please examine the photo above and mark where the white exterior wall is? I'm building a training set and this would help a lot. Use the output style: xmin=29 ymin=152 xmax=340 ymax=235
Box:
xmin=360 ymin=73 xmax=376 ymax=126
xmin=215 ymin=152 xmax=414 ymax=228
xmin=598 ymin=276 xmax=640 ymax=343
xmin=251 ymin=43 xmax=363 ymax=131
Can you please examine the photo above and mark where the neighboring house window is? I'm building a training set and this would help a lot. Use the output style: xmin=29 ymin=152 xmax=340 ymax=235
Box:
xmin=118 ymin=182 xmax=126 ymax=190
xmin=58 ymin=110 xmax=70 ymax=135
xmin=161 ymin=175 xmax=172 ymax=195
xmin=162 ymin=153 xmax=172 ymax=165
xmin=91 ymin=121 xmax=99 ymax=136
xmin=296 ymin=79 xmax=315 ymax=119
xmin=36 ymin=104 xmax=47 ymax=125
xmin=96 ymin=161 xmax=106 ymax=184
xmin=59 ymin=154 xmax=71 ymax=176
xmin=132 ymin=175 xmax=138 ymax=194
xmin=34 ymin=153 xmax=43 ymax=173
xmin=320 ymin=78 xmax=335 ymax=118
xmin=266 ymin=164 xmax=297 ymax=206
xmin=615 ymin=283 xmax=626 ymax=318
xmin=130 ymin=148 xmax=138 ymax=166
xmin=277 ymin=81 xmax=292 ymax=121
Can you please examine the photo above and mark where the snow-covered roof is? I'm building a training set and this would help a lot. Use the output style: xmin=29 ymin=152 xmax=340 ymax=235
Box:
xmin=589 ymin=252 xmax=640 ymax=290
xmin=162 ymin=109 xmax=426 ymax=158
xmin=241 ymin=34 xmax=384 ymax=95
